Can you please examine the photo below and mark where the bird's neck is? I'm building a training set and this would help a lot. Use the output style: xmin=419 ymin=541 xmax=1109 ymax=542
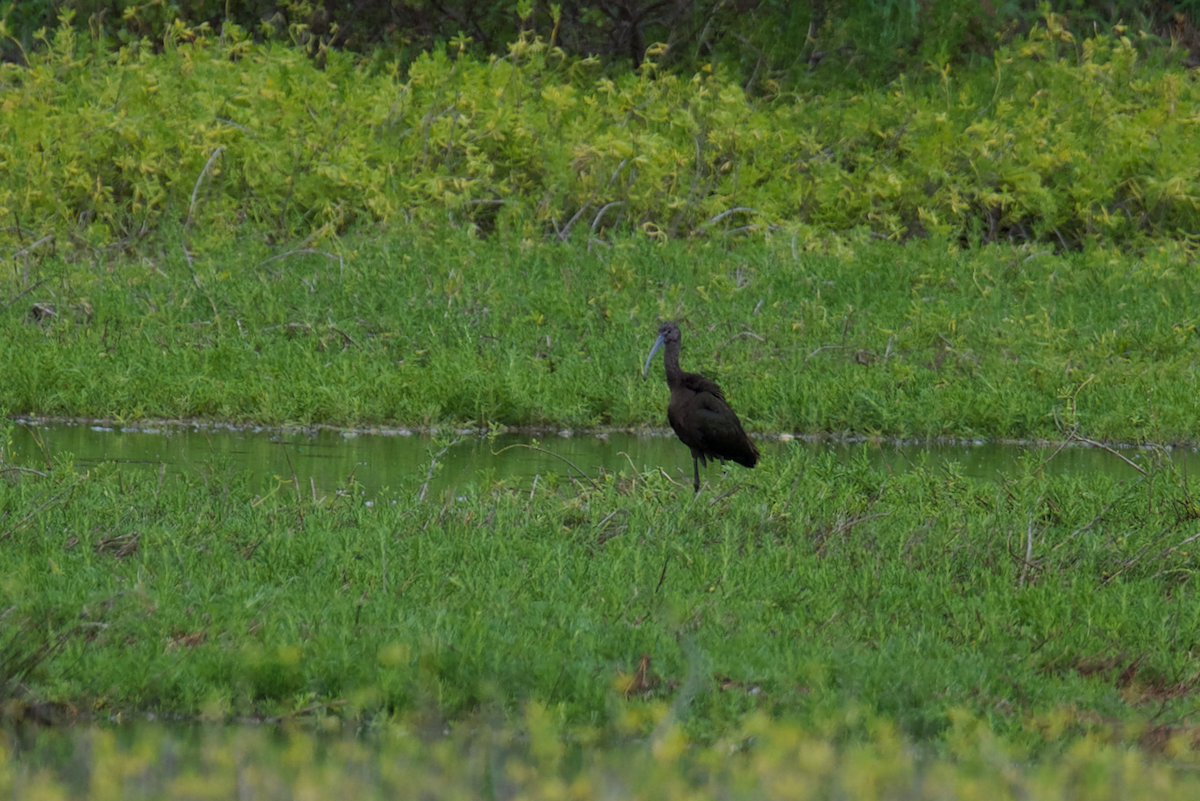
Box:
xmin=663 ymin=341 xmax=685 ymax=387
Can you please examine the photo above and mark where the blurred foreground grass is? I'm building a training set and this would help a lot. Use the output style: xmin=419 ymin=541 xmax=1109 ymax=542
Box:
xmin=5 ymin=710 xmax=1200 ymax=800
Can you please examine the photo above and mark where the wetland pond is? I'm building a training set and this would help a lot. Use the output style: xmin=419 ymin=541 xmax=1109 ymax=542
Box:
xmin=6 ymin=418 xmax=1186 ymax=499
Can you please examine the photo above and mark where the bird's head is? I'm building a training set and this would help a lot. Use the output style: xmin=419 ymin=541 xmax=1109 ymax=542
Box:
xmin=642 ymin=321 xmax=681 ymax=380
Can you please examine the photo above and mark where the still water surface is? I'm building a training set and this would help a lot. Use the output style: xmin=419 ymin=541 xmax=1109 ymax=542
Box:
xmin=7 ymin=419 xmax=1188 ymax=500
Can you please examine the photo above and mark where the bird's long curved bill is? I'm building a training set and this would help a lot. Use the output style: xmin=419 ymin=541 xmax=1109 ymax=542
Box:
xmin=642 ymin=334 xmax=666 ymax=380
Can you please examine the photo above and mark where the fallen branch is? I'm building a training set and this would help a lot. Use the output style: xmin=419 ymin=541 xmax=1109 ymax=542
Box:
xmin=490 ymin=443 xmax=600 ymax=491
xmin=186 ymin=147 xmax=224 ymax=229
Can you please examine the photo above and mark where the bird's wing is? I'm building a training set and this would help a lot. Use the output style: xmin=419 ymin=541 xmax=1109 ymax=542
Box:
xmin=681 ymin=372 xmax=726 ymax=403
xmin=693 ymin=392 xmax=760 ymax=467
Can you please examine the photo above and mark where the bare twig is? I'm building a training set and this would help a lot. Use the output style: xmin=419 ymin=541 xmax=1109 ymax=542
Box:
xmin=591 ymin=201 xmax=625 ymax=232
xmin=1019 ymin=498 xmax=1041 ymax=588
xmin=215 ymin=118 xmax=253 ymax=136
xmin=1073 ymin=434 xmax=1147 ymax=475
xmin=1035 ymin=427 xmax=1077 ymax=474
xmin=491 ymin=443 xmax=600 ymax=491
xmin=1 ymin=279 xmax=48 ymax=312
xmin=0 ymin=466 xmax=49 ymax=478
xmin=706 ymin=207 xmax=758 ymax=227
xmin=806 ymin=344 xmax=844 ymax=361
xmin=558 ymin=189 xmax=599 ymax=242
xmin=656 ymin=467 xmax=685 ymax=488
xmin=1053 ymin=481 xmax=1144 ymax=552
xmin=1103 ymin=530 xmax=1200 ymax=586
xmin=328 ymin=325 xmax=361 ymax=349
xmin=0 ymin=487 xmax=75 ymax=541
xmin=718 ymin=330 xmax=766 ymax=350
xmin=257 ymin=248 xmax=345 ymax=277
xmin=186 ymin=147 xmax=224 ymax=229
xmin=418 ymin=444 xmax=453 ymax=505
xmin=11 ymin=234 xmax=54 ymax=261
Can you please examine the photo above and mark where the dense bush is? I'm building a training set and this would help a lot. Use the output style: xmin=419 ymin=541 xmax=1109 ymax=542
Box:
xmin=1 ymin=11 xmax=1199 ymax=251
xmin=4 ymin=1 xmax=1200 ymax=91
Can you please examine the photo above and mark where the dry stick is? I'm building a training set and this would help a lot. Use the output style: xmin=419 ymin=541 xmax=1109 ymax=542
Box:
xmin=11 ymin=234 xmax=54 ymax=261
xmin=595 ymin=510 xmax=623 ymax=530
xmin=1034 ymin=425 xmax=1077 ymax=474
xmin=529 ymin=474 xmax=540 ymax=500
xmin=1151 ymin=536 xmax=1200 ymax=582
xmin=656 ymin=467 xmax=685 ymax=488
xmin=186 ymin=147 xmax=224 ymax=229
xmin=705 ymin=206 xmax=759 ymax=227
xmin=615 ymin=451 xmax=644 ymax=481
xmin=1 ymin=278 xmax=48 ymax=313
xmin=1105 ymin=530 xmax=1200 ymax=586
xmin=718 ymin=329 xmax=766 ymax=350
xmin=489 ymin=443 xmax=600 ymax=491
xmin=654 ymin=556 xmax=671 ymax=594
xmin=282 ymin=447 xmax=303 ymax=506
xmin=215 ymin=118 xmax=252 ymax=136
xmin=591 ymin=201 xmax=625 ymax=233
xmin=417 ymin=443 xmax=454 ymax=504
xmin=0 ymin=466 xmax=48 ymax=478
xmin=1072 ymin=433 xmax=1147 ymax=475
xmin=725 ymin=225 xmax=769 ymax=237
xmin=258 ymin=248 xmax=346 ymax=279
xmin=0 ymin=488 xmax=71 ymax=541
xmin=1051 ymin=482 xmax=1142 ymax=551
xmin=806 ymin=343 xmax=845 ymax=361
xmin=805 ymin=314 xmax=856 ymax=362
xmin=558 ymin=188 xmax=600 ymax=242
xmin=708 ymin=487 xmax=742 ymax=507
xmin=1019 ymin=499 xmax=1040 ymax=588
xmin=328 ymin=324 xmax=361 ymax=349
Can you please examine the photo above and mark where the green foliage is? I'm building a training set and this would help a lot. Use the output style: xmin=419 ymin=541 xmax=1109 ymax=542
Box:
xmin=1 ymin=13 xmax=1199 ymax=250
xmin=3 ymin=438 xmax=1200 ymax=751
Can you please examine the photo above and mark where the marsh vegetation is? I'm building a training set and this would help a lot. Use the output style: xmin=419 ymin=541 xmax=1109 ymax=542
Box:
xmin=4 ymin=4 xmax=1200 ymax=796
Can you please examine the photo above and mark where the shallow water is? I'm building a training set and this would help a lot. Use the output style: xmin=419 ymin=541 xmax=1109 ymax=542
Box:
xmin=5 ymin=419 xmax=1187 ymax=500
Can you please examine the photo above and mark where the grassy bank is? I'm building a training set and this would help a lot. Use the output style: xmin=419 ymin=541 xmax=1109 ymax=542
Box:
xmin=4 ymin=231 xmax=1200 ymax=441
xmin=4 ymin=420 xmax=1200 ymax=750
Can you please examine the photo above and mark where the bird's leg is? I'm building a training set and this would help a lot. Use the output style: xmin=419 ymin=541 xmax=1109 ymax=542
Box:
xmin=693 ymin=456 xmax=701 ymax=493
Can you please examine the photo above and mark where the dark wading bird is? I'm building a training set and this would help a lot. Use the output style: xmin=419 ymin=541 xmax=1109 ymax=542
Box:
xmin=643 ymin=321 xmax=760 ymax=493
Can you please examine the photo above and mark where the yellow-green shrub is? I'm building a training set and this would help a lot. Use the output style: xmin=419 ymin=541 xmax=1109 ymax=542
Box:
xmin=1 ymin=11 xmax=1197 ymax=252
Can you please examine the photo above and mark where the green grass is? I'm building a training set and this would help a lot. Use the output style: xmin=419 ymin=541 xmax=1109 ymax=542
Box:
xmin=4 ymin=229 xmax=1200 ymax=442
xmin=4 ymin=422 xmax=1200 ymax=751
